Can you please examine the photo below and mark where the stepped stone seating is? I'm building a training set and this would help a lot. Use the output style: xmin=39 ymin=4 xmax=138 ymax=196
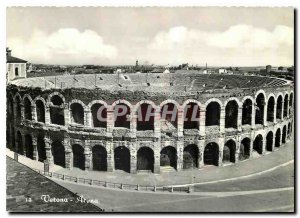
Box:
xmin=16 ymin=72 xmax=287 ymax=91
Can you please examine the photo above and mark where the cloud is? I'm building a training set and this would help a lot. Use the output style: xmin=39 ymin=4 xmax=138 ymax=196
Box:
xmin=148 ymin=25 xmax=293 ymax=50
xmin=7 ymin=28 xmax=118 ymax=65
xmin=147 ymin=25 xmax=293 ymax=66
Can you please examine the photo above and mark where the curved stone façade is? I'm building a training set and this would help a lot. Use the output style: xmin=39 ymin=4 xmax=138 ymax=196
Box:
xmin=6 ymin=78 xmax=294 ymax=174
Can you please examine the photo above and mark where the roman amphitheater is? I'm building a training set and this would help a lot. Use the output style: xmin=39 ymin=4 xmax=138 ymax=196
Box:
xmin=6 ymin=73 xmax=294 ymax=174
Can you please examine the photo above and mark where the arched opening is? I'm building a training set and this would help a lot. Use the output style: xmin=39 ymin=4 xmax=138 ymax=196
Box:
xmin=36 ymin=100 xmax=45 ymax=123
xmin=253 ymin=134 xmax=263 ymax=155
xmin=160 ymin=146 xmax=177 ymax=170
xmin=91 ymin=104 xmax=107 ymax=128
xmin=10 ymin=126 xmax=16 ymax=151
xmin=51 ymin=95 xmax=64 ymax=105
xmin=15 ymin=67 xmax=19 ymax=76
xmin=183 ymin=144 xmax=199 ymax=169
xmin=223 ymin=140 xmax=236 ymax=163
xmin=15 ymin=97 xmax=22 ymax=120
xmin=289 ymin=93 xmax=293 ymax=114
xmin=92 ymin=145 xmax=107 ymax=171
xmin=276 ymin=95 xmax=283 ymax=120
xmin=282 ymin=126 xmax=287 ymax=144
xmin=6 ymin=126 xmax=10 ymax=149
xmin=114 ymin=103 xmax=131 ymax=129
xmin=204 ymin=142 xmax=219 ymax=166
xmin=8 ymin=96 xmax=14 ymax=118
xmin=70 ymin=103 xmax=84 ymax=125
xmin=205 ymin=102 xmax=220 ymax=126
xmin=137 ymin=103 xmax=155 ymax=131
xmin=16 ymin=131 xmax=23 ymax=155
xmin=225 ymin=100 xmax=238 ymax=129
xmin=275 ymin=128 xmax=281 ymax=147
xmin=114 ymin=146 xmax=130 ymax=173
xmin=161 ymin=103 xmax=178 ymax=130
xmin=37 ymin=135 xmax=46 ymax=162
xmin=255 ymin=93 xmax=265 ymax=125
xmin=266 ymin=131 xmax=273 ymax=152
xmin=267 ymin=96 xmax=275 ymax=122
xmin=72 ymin=144 xmax=85 ymax=170
xmin=52 ymin=141 xmax=65 ymax=168
xmin=25 ymin=134 xmax=33 ymax=159
xmin=242 ymin=99 xmax=252 ymax=125
xmin=184 ymin=103 xmax=200 ymax=129
xmin=287 ymin=123 xmax=291 ymax=139
xmin=240 ymin=138 xmax=250 ymax=160
xmin=24 ymin=97 xmax=32 ymax=120
xmin=283 ymin=94 xmax=288 ymax=117
xmin=137 ymin=147 xmax=154 ymax=172
xmin=50 ymin=95 xmax=65 ymax=125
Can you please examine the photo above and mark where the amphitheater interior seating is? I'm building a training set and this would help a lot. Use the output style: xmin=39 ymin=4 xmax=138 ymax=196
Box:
xmin=14 ymin=72 xmax=287 ymax=92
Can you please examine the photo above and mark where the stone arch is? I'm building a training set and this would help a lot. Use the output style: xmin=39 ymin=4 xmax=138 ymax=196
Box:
xmin=87 ymin=100 xmax=108 ymax=110
xmin=114 ymin=146 xmax=130 ymax=173
xmin=282 ymin=125 xmax=287 ymax=144
xmin=33 ymin=97 xmax=45 ymax=123
xmin=72 ymin=144 xmax=85 ymax=170
xmin=204 ymin=142 xmax=219 ymax=166
xmin=137 ymin=146 xmax=154 ymax=172
xmin=136 ymin=103 xmax=155 ymax=131
xmin=183 ymin=144 xmax=199 ymax=169
xmin=255 ymin=89 xmax=267 ymax=101
xmin=289 ymin=92 xmax=294 ymax=115
xmin=225 ymin=99 xmax=239 ymax=129
xmin=275 ymin=128 xmax=281 ymax=147
xmin=182 ymin=99 xmax=201 ymax=108
xmin=159 ymin=99 xmax=180 ymax=109
xmin=48 ymin=92 xmax=65 ymax=106
xmin=49 ymin=93 xmax=65 ymax=125
xmin=111 ymin=99 xmax=133 ymax=110
xmin=160 ymin=101 xmax=178 ymax=129
xmin=70 ymin=100 xmax=86 ymax=125
xmin=22 ymin=94 xmax=33 ymax=104
xmin=7 ymin=93 xmax=14 ymax=117
xmin=267 ymin=94 xmax=275 ymax=123
xmin=90 ymin=102 xmax=107 ymax=128
xmin=183 ymin=101 xmax=200 ymax=130
xmin=287 ymin=122 xmax=291 ymax=139
xmin=223 ymin=139 xmax=236 ymax=163
xmin=92 ymin=145 xmax=107 ymax=171
xmin=16 ymin=131 xmax=23 ymax=155
xmin=37 ymin=135 xmax=46 ymax=162
xmin=253 ymin=134 xmax=263 ymax=155
xmin=52 ymin=141 xmax=65 ymax=168
xmin=242 ymin=97 xmax=253 ymax=125
xmin=283 ymin=94 xmax=289 ymax=118
xmin=276 ymin=94 xmax=283 ymax=120
xmin=69 ymin=99 xmax=87 ymax=110
xmin=224 ymin=97 xmax=241 ymax=108
xmin=240 ymin=137 xmax=251 ymax=160
xmin=266 ymin=131 xmax=273 ymax=152
xmin=25 ymin=134 xmax=34 ymax=159
xmin=255 ymin=93 xmax=265 ymax=125
xmin=205 ymin=99 xmax=221 ymax=126
xmin=13 ymin=92 xmax=22 ymax=103
xmin=14 ymin=93 xmax=22 ymax=120
xmin=160 ymin=146 xmax=177 ymax=170
xmin=114 ymin=102 xmax=131 ymax=129
xmin=23 ymin=96 xmax=33 ymax=120
xmin=133 ymin=100 xmax=157 ymax=113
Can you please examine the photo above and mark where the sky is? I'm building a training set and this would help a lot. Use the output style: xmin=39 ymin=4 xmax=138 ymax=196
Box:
xmin=6 ymin=7 xmax=294 ymax=66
